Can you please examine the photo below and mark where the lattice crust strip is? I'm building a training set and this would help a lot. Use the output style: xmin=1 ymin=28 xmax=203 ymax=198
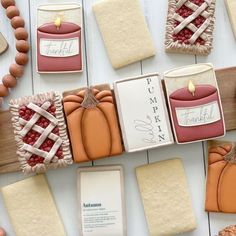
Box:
xmin=9 ymin=92 xmax=73 ymax=173
xmin=165 ymin=0 xmax=216 ymax=55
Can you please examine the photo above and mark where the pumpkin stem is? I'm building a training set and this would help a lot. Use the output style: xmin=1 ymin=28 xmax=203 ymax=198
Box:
xmin=81 ymin=88 xmax=99 ymax=108
xmin=224 ymin=144 xmax=236 ymax=163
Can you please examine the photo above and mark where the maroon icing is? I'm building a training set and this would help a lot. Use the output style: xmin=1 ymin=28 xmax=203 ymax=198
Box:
xmin=19 ymin=103 xmax=63 ymax=167
xmin=37 ymin=22 xmax=82 ymax=72
xmin=169 ymin=85 xmax=224 ymax=143
xmin=172 ymin=0 xmax=206 ymax=45
xmin=38 ymin=22 xmax=81 ymax=34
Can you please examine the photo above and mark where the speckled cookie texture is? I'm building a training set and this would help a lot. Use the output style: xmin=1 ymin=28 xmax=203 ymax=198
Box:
xmin=136 ymin=158 xmax=197 ymax=236
xmin=92 ymin=0 xmax=156 ymax=69
xmin=1 ymin=175 xmax=66 ymax=236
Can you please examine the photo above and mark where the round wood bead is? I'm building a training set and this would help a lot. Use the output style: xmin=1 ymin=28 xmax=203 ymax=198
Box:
xmin=15 ymin=27 xmax=28 ymax=40
xmin=2 ymin=74 xmax=17 ymax=88
xmin=15 ymin=52 xmax=28 ymax=65
xmin=0 ymin=84 xmax=9 ymax=97
xmin=9 ymin=63 xmax=24 ymax=77
xmin=16 ymin=40 xmax=29 ymax=53
xmin=11 ymin=16 xmax=25 ymax=29
xmin=6 ymin=5 xmax=19 ymax=19
xmin=1 ymin=0 xmax=15 ymax=9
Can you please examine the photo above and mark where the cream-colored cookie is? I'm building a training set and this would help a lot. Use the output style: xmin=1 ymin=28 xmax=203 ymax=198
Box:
xmin=136 ymin=159 xmax=197 ymax=236
xmin=225 ymin=0 xmax=236 ymax=39
xmin=1 ymin=175 xmax=66 ymax=236
xmin=0 ymin=33 xmax=8 ymax=55
xmin=93 ymin=0 xmax=156 ymax=69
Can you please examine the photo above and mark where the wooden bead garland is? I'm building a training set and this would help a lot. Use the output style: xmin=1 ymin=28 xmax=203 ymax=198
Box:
xmin=0 ymin=0 xmax=29 ymax=102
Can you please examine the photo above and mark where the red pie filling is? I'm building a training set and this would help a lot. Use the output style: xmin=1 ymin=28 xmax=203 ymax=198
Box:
xmin=19 ymin=102 xmax=63 ymax=167
xmin=172 ymin=0 xmax=206 ymax=45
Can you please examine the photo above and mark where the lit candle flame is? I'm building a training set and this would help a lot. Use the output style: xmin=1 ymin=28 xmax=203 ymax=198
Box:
xmin=188 ymin=80 xmax=195 ymax=96
xmin=54 ymin=17 xmax=61 ymax=29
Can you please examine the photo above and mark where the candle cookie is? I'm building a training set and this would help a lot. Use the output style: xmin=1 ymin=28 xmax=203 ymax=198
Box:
xmin=164 ymin=63 xmax=225 ymax=143
xmin=37 ymin=4 xmax=83 ymax=73
xmin=9 ymin=92 xmax=73 ymax=173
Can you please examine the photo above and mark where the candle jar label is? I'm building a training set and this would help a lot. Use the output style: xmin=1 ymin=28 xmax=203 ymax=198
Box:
xmin=40 ymin=38 xmax=80 ymax=57
xmin=176 ymin=101 xmax=221 ymax=127
xmin=37 ymin=4 xmax=83 ymax=73
xmin=164 ymin=63 xmax=225 ymax=143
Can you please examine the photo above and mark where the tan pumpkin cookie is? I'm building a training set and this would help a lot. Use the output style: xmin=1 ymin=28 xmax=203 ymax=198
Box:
xmin=63 ymin=85 xmax=123 ymax=163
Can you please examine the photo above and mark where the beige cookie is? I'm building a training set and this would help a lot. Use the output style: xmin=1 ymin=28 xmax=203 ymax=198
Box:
xmin=0 ymin=32 xmax=8 ymax=54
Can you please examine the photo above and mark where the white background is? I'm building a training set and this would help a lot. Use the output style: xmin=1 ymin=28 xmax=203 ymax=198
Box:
xmin=0 ymin=0 xmax=236 ymax=235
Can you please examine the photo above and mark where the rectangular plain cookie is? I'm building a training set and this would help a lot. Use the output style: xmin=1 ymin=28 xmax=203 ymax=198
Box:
xmin=1 ymin=175 xmax=66 ymax=236
xmin=225 ymin=0 xmax=236 ymax=39
xmin=92 ymin=0 xmax=156 ymax=69
xmin=136 ymin=159 xmax=197 ymax=236
xmin=9 ymin=92 xmax=73 ymax=173
xmin=165 ymin=0 xmax=216 ymax=55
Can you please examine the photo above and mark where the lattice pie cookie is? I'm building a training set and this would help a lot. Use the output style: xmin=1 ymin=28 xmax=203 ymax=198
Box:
xmin=165 ymin=0 xmax=216 ymax=55
xmin=9 ymin=92 xmax=73 ymax=173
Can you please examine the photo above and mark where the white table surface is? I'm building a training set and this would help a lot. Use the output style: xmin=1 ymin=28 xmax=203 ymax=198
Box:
xmin=0 ymin=0 xmax=236 ymax=235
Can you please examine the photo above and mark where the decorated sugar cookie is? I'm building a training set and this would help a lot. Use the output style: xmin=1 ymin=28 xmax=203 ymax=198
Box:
xmin=165 ymin=0 xmax=216 ymax=55
xmin=9 ymin=92 xmax=73 ymax=173
xmin=164 ymin=63 xmax=225 ymax=143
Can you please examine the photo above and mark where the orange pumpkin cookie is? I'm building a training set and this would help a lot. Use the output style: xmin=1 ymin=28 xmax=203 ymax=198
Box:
xmin=63 ymin=85 xmax=123 ymax=163
xmin=205 ymin=141 xmax=236 ymax=213
xmin=218 ymin=225 xmax=236 ymax=236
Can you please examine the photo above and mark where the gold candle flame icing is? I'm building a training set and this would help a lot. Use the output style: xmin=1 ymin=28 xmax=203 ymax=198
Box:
xmin=188 ymin=80 xmax=195 ymax=96
xmin=54 ymin=17 xmax=61 ymax=29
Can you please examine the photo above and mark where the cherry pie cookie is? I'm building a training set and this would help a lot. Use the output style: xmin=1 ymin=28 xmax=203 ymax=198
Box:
xmin=9 ymin=92 xmax=73 ymax=173
xmin=165 ymin=0 xmax=216 ymax=55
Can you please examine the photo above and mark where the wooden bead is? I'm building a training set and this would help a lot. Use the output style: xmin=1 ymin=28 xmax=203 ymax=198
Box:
xmin=15 ymin=52 xmax=28 ymax=65
xmin=1 ymin=0 xmax=15 ymax=9
xmin=2 ymin=74 xmax=17 ymax=88
xmin=15 ymin=27 xmax=28 ymax=40
xmin=0 ymin=228 xmax=5 ymax=236
xmin=0 ymin=84 xmax=9 ymax=97
xmin=9 ymin=63 xmax=24 ymax=77
xmin=11 ymin=16 xmax=25 ymax=29
xmin=6 ymin=5 xmax=19 ymax=19
xmin=16 ymin=40 xmax=29 ymax=53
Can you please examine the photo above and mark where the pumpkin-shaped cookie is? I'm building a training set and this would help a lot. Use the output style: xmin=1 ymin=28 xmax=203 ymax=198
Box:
xmin=205 ymin=142 xmax=236 ymax=213
xmin=63 ymin=86 xmax=123 ymax=162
